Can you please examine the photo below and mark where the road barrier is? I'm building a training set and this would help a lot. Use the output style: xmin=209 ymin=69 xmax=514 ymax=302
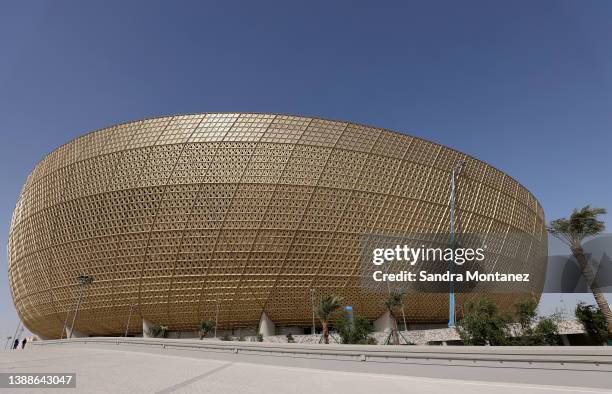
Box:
xmin=33 ymin=337 xmax=612 ymax=370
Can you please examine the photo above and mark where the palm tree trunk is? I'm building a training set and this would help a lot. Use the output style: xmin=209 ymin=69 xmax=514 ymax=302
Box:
xmin=322 ymin=321 xmax=329 ymax=344
xmin=572 ymin=245 xmax=612 ymax=334
xmin=400 ymin=302 xmax=408 ymax=332
xmin=391 ymin=311 xmax=399 ymax=345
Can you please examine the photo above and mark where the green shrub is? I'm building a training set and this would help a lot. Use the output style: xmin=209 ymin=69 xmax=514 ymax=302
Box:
xmin=336 ymin=315 xmax=375 ymax=345
xmin=533 ymin=317 xmax=562 ymax=345
xmin=286 ymin=333 xmax=295 ymax=343
xmin=147 ymin=324 xmax=168 ymax=338
xmin=199 ymin=320 xmax=216 ymax=339
xmin=458 ymin=297 xmax=561 ymax=346
xmin=576 ymin=302 xmax=610 ymax=345
xmin=457 ymin=298 xmax=508 ymax=345
xmin=510 ymin=298 xmax=561 ymax=346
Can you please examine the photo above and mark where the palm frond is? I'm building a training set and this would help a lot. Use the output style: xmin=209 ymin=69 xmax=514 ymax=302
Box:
xmin=547 ymin=205 xmax=606 ymax=245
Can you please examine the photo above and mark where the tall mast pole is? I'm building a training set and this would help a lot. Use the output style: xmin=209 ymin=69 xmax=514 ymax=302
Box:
xmin=448 ymin=160 xmax=465 ymax=327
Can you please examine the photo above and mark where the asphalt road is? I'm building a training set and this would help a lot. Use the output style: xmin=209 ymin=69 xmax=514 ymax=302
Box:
xmin=1 ymin=346 xmax=611 ymax=394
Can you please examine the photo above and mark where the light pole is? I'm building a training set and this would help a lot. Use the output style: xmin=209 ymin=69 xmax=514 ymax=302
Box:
xmin=69 ymin=275 xmax=94 ymax=339
xmin=17 ymin=327 xmax=24 ymax=348
xmin=214 ymin=300 xmax=220 ymax=338
xmin=124 ymin=304 xmax=137 ymax=337
xmin=448 ymin=160 xmax=465 ymax=328
xmin=310 ymin=288 xmax=316 ymax=336
xmin=11 ymin=321 xmax=21 ymax=348
xmin=60 ymin=307 xmax=72 ymax=339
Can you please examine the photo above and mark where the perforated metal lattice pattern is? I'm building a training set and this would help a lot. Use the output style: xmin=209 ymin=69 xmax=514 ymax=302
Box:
xmin=8 ymin=113 xmax=546 ymax=338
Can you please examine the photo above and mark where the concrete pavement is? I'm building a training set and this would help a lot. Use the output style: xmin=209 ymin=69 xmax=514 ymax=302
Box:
xmin=1 ymin=345 xmax=611 ymax=394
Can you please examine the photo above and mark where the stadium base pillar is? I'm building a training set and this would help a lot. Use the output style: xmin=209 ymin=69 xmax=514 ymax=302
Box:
xmin=142 ymin=319 xmax=154 ymax=338
xmin=373 ymin=310 xmax=397 ymax=332
xmin=65 ymin=327 xmax=86 ymax=338
xmin=258 ymin=312 xmax=276 ymax=337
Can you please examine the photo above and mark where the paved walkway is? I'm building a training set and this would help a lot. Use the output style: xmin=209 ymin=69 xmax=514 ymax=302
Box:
xmin=1 ymin=346 xmax=610 ymax=394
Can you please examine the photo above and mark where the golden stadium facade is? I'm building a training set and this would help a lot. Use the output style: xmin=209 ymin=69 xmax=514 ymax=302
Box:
xmin=8 ymin=113 xmax=546 ymax=339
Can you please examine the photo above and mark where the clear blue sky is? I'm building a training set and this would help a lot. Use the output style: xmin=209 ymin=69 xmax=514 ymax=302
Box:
xmin=1 ymin=1 xmax=611 ymax=339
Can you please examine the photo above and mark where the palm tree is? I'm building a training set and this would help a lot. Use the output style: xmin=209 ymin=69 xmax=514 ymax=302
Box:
xmin=548 ymin=205 xmax=612 ymax=334
xmin=391 ymin=291 xmax=408 ymax=331
xmin=316 ymin=295 xmax=342 ymax=344
xmin=199 ymin=319 xmax=216 ymax=339
xmin=384 ymin=292 xmax=403 ymax=344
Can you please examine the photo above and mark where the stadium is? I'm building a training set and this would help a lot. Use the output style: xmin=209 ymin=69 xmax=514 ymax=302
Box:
xmin=7 ymin=113 xmax=547 ymax=339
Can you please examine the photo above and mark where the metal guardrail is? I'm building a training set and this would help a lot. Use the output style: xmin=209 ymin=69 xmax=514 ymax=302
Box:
xmin=32 ymin=337 xmax=612 ymax=367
